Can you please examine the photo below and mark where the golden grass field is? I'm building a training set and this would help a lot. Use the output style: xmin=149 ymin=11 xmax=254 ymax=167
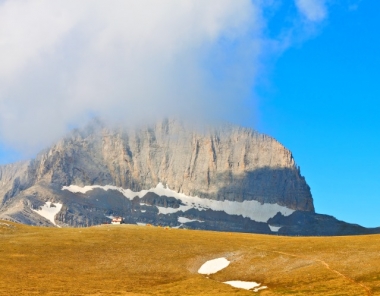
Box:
xmin=1 ymin=220 xmax=380 ymax=295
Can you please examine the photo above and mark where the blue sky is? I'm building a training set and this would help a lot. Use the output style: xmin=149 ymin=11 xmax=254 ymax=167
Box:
xmin=253 ymin=1 xmax=380 ymax=227
xmin=0 ymin=1 xmax=378 ymax=227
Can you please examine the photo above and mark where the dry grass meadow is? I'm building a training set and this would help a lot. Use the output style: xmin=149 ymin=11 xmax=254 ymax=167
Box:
xmin=1 ymin=220 xmax=380 ymax=295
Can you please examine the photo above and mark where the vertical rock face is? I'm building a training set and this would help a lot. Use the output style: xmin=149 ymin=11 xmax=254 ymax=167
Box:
xmin=25 ymin=119 xmax=313 ymax=211
xmin=0 ymin=161 xmax=31 ymax=206
xmin=0 ymin=118 xmax=316 ymax=230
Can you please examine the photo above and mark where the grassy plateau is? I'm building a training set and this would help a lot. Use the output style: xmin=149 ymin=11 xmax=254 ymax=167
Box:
xmin=0 ymin=220 xmax=379 ymax=295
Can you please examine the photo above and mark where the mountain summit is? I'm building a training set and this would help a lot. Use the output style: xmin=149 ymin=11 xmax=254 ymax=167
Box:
xmin=0 ymin=119 xmax=377 ymax=235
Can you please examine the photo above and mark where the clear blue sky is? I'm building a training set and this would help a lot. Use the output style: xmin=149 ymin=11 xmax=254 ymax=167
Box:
xmin=0 ymin=1 xmax=378 ymax=228
xmin=253 ymin=1 xmax=380 ymax=227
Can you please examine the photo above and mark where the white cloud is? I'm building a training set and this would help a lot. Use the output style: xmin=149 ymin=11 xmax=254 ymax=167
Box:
xmin=295 ymin=0 xmax=327 ymax=21
xmin=0 ymin=0 xmax=329 ymax=157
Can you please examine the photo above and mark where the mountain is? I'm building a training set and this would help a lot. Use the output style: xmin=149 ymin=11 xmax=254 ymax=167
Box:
xmin=0 ymin=118 xmax=378 ymax=235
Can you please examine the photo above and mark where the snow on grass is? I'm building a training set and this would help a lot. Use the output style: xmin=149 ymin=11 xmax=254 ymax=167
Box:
xmin=178 ymin=217 xmax=204 ymax=223
xmin=223 ymin=281 xmax=261 ymax=290
xmin=253 ymin=286 xmax=268 ymax=292
xmin=198 ymin=257 xmax=230 ymax=275
xmin=32 ymin=202 xmax=62 ymax=227
xmin=198 ymin=258 xmax=269 ymax=292
xmin=268 ymin=225 xmax=282 ymax=232
xmin=62 ymin=183 xmax=294 ymax=223
xmin=136 ymin=222 xmax=146 ymax=226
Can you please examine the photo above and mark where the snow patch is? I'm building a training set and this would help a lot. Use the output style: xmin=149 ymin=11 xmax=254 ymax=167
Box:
xmin=198 ymin=257 xmax=268 ymax=293
xmin=268 ymin=225 xmax=282 ymax=232
xmin=62 ymin=184 xmax=150 ymax=199
xmin=223 ymin=281 xmax=261 ymax=290
xmin=198 ymin=257 xmax=230 ymax=275
xmin=32 ymin=202 xmax=62 ymax=227
xmin=136 ymin=222 xmax=146 ymax=226
xmin=178 ymin=217 xmax=204 ymax=223
xmin=62 ymin=183 xmax=295 ymax=223
xmin=254 ymin=286 xmax=268 ymax=292
xmin=156 ymin=205 xmax=192 ymax=214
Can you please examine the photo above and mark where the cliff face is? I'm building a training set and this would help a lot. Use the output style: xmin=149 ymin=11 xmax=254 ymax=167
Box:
xmin=0 ymin=161 xmax=31 ymax=206
xmin=24 ymin=119 xmax=313 ymax=211
xmin=0 ymin=118 xmax=316 ymax=231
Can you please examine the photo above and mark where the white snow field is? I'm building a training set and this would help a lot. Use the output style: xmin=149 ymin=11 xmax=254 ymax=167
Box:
xmin=177 ymin=217 xmax=204 ymax=223
xmin=62 ymin=183 xmax=294 ymax=223
xmin=268 ymin=225 xmax=282 ymax=232
xmin=32 ymin=202 xmax=63 ymax=227
xmin=197 ymin=257 xmax=230 ymax=275
xmin=223 ymin=280 xmax=261 ymax=290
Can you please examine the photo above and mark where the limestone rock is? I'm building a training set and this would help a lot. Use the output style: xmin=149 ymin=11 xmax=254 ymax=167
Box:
xmin=0 ymin=118 xmax=315 ymax=230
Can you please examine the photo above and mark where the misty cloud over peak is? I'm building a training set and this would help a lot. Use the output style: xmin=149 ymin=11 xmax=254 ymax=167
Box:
xmin=0 ymin=0 xmax=327 ymax=157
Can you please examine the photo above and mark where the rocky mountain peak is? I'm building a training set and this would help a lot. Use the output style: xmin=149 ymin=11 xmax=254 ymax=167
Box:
xmin=0 ymin=118 xmax=320 ymax=232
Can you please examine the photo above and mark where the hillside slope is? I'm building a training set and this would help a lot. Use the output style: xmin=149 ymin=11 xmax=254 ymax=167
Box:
xmin=1 ymin=221 xmax=379 ymax=295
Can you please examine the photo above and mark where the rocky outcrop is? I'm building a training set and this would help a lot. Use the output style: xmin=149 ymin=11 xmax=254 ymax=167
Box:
xmin=0 ymin=118 xmax=318 ymax=232
xmin=0 ymin=161 xmax=31 ymax=206
xmin=5 ymin=119 xmax=313 ymax=209
xmin=268 ymin=211 xmax=380 ymax=236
